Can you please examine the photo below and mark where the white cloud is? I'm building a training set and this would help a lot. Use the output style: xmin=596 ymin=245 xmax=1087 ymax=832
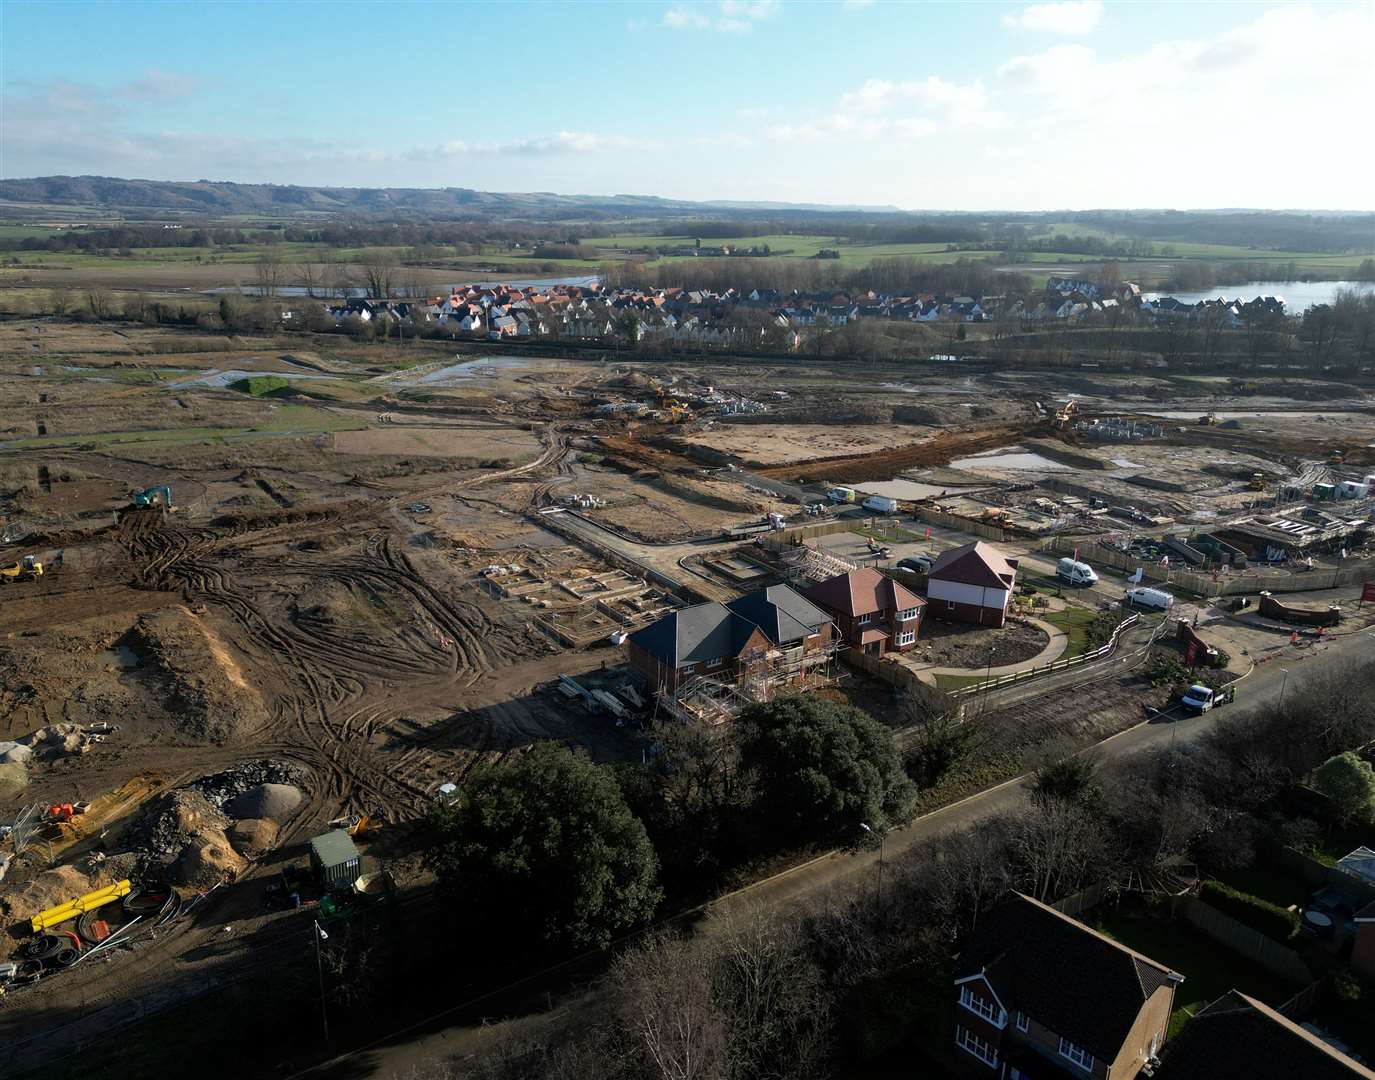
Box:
xmin=841 ymin=0 xmax=874 ymax=9
xmin=1001 ymin=0 xmax=1102 ymax=35
xmin=664 ymin=0 xmax=780 ymax=32
xmin=768 ymin=74 xmax=995 ymax=143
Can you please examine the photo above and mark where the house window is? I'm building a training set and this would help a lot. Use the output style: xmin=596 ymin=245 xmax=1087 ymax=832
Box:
xmin=676 ymin=664 xmax=696 ymax=677
xmin=959 ymin=985 xmax=1003 ymax=1026
xmin=1059 ymin=1037 xmax=1094 ymax=1071
xmin=956 ymin=1026 xmax=999 ymax=1069
xmin=897 ymin=607 xmax=919 ymax=622
xmin=855 ymin=613 xmax=872 ymax=626
xmin=703 ymin=657 xmax=724 ymax=669
xmin=896 ymin=630 xmax=916 ymax=647
xmin=1016 ymin=1011 xmax=1029 ymax=1032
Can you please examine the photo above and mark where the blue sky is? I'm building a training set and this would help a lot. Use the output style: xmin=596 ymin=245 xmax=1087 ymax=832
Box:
xmin=2 ymin=0 xmax=1372 ymax=209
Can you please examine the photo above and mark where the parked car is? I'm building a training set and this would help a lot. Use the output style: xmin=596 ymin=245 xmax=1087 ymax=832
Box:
xmin=897 ymin=554 xmax=936 ymax=574
xmin=1126 ymin=586 xmax=1174 ymax=611
xmin=1056 ymin=557 xmax=1099 ymax=587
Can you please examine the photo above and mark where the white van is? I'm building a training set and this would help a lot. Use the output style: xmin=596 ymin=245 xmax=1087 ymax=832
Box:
xmin=1056 ymin=558 xmax=1099 ymax=587
xmin=1125 ymin=587 xmax=1174 ymax=611
xmin=826 ymin=486 xmax=857 ymax=504
xmin=1181 ymin=684 xmax=1215 ymax=713
xmin=862 ymin=495 xmax=898 ymax=514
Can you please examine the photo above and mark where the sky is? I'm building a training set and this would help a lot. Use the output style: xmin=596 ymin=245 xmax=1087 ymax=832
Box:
xmin=2 ymin=0 xmax=1372 ymax=211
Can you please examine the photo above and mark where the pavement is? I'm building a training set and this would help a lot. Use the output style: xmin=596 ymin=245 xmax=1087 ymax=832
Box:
xmin=293 ymin=616 xmax=1373 ymax=1080
xmin=896 ymin=614 xmax=1068 ymax=685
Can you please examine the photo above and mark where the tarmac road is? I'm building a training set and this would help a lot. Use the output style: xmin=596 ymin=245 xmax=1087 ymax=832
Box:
xmin=293 ymin=620 xmax=1372 ymax=1080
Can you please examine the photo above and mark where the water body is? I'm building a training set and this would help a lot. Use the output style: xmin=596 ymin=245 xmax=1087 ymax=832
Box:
xmin=415 ymin=355 xmax=533 ymax=384
xmin=852 ymin=479 xmax=982 ymax=501
xmin=949 ymin=448 xmax=1074 ymax=472
xmin=1145 ymin=280 xmax=1368 ymax=312
xmin=167 ymin=368 xmax=337 ymax=389
xmin=1144 ymin=410 xmax=1363 ymax=421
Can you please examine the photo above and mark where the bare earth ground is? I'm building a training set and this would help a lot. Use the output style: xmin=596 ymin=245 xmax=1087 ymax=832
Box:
xmin=0 ymin=321 xmax=1372 ymax=1074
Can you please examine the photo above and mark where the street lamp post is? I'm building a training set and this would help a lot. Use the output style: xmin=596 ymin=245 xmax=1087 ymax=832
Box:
xmin=314 ymin=920 xmax=330 ymax=1042
xmin=1277 ymin=668 xmax=1290 ymax=708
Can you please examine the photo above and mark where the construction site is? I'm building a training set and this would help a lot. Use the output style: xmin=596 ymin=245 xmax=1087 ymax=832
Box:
xmin=1 ymin=318 xmax=1374 ymax=1074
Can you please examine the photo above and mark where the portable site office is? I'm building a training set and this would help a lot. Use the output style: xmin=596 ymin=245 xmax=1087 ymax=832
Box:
xmin=309 ymin=829 xmax=361 ymax=890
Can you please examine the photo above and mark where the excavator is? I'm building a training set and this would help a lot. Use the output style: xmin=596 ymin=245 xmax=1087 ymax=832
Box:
xmin=1328 ymin=449 xmax=1346 ymax=467
xmin=0 ymin=554 xmax=42 ymax=582
xmin=131 ymin=484 xmax=173 ymax=509
xmin=1052 ymin=399 xmax=1078 ymax=430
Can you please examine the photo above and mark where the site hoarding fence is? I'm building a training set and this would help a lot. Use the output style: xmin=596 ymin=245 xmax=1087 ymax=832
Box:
xmin=1039 ymin=536 xmax=1373 ymax=598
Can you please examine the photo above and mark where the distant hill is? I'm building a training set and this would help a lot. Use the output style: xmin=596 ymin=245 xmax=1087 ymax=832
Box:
xmin=0 ymin=175 xmax=902 ymax=220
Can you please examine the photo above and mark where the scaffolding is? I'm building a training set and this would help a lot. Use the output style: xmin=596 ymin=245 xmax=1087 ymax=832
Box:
xmin=661 ymin=638 xmax=843 ymax=725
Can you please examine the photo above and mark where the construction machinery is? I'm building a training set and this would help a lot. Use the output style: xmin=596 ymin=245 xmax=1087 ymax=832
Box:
xmin=1199 ymin=412 xmax=1218 ymax=426
xmin=1328 ymin=449 xmax=1346 ymax=466
xmin=132 ymin=484 xmax=173 ymax=509
xmin=0 ymin=555 xmax=42 ymax=582
xmin=1052 ymin=399 xmax=1078 ymax=429
xmin=1249 ymin=472 xmax=1267 ymax=491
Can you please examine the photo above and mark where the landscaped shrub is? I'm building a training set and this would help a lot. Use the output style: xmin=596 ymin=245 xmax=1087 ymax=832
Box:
xmin=1200 ymin=879 xmax=1301 ymax=941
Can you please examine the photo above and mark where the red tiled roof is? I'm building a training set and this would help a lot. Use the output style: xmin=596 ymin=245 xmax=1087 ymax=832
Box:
xmin=929 ymin=541 xmax=1019 ymax=589
xmin=857 ymin=628 xmax=889 ymax=644
xmin=803 ymin=567 xmax=925 ymax=618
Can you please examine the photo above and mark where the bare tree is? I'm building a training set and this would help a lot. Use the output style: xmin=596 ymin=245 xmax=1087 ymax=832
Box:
xmin=359 ymin=252 xmax=396 ymax=299
xmin=298 ymin=261 xmax=321 ymax=299
xmin=49 ymin=287 xmax=75 ymax=317
xmin=253 ymin=254 xmax=285 ymax=297
xmin=611 ymin=932 xmax=727 ymax=1080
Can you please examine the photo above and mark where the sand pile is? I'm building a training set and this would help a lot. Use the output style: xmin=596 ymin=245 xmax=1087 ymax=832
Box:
xmin=226 ymin=783 xmax=302 ymax=822
xmin=176 ymin=831 xmax=247 ymax=887
xmin=0 ymin=861 xmax=111 ymax=923
xmin=227 ymin=818 xmax=279 ymax=855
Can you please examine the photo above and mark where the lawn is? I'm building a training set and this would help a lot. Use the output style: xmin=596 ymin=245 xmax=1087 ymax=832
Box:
xmin=0 ymin=405 xmax=365 ymax=451
xmin=1093 ymin=912 xmax=1304 ymax=1037
xmin=1213 ymin=863 xmax=1309 ymax=912
xmin=1040 ymin=605 xmax=1101 ymax=658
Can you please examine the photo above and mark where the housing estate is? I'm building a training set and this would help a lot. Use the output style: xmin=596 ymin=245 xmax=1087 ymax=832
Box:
xmin=927 ymin=541 xmax=1020 ymax=627
xmin=953 ymin=893 xmax=1182 ymax=1080
xmin=1155 ymin=991 xmax=1375 ymax=1080
xmin=802 ymin=566 xmax=924 ymax=657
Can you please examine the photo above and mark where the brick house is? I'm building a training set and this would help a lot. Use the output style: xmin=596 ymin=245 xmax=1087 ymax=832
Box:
xmin=928 ymin=541 xmax=1020 ymax=628
xmin=953 ymin=893 xmax=1181 ymax=1080
xmin=626 ymin=584 xmax=833 ymax=695
xmin=1155 ymin=990 xmax=1374 ymax=1080
xmin=802 ymin=567 xmax=924 ymax=657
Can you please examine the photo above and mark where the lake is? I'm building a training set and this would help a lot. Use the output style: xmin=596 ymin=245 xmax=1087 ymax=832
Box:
xmin=1145 ymin=280 xmax=1369 ymax=312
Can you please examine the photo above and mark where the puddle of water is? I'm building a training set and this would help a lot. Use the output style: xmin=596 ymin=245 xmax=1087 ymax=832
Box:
xmin=416 ymin=355 xmax=533 ymax=385
xmin=98 ymin=645 xmax=141 ymax=669
xmin=1111 ymin=458 xmax=1144 ymax=469
xmin=949 ymin=448 xmax=1074 ymax=472
xmin=853 ymin=479 xmax=982 ymax=500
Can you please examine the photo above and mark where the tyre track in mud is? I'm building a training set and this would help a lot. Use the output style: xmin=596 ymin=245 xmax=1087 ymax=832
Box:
xmin=117 ymin=518 xmax=478 ymax=821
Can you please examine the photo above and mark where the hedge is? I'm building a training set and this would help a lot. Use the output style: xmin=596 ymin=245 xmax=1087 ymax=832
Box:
xmin=1200 ymin=880 xmax=1301 ymax=941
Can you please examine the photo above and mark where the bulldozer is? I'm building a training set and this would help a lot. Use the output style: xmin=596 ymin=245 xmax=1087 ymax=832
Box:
xmin=132 ymin=484 xmax=173 ymax=509
xmin=1248 ymin=472 xmax=1266 ymax=491
xmin=1328 ymin=449 xmax=1346 ymax=466
xmin=1199 ymin=412 xmax=1218 ymax=426
xmin=0 ymin=555 xmax=42 ymax=582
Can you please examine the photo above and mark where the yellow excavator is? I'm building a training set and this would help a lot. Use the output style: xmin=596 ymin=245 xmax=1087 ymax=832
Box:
xmin=1052 ymin=399 xmax=1078 ymax=429
xmin=0 ymin=554 xmax=43 ymax=582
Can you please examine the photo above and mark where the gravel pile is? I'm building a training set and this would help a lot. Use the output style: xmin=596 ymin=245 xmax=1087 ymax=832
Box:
xmin=225 ymin=783 xmax=302 ymax=822
xmin=191 ymin=759 xmax=310 ymax=811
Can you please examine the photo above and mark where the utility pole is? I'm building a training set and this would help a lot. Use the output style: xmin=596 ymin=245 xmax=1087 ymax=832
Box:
xmin=1277 ymin=668 xmax=1290 ymax=708
xmin=861 ymin=822 xmax=886 ymax=919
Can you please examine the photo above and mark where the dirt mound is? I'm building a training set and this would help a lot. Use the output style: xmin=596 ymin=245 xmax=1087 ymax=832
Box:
xmin=1 ymin=861 xmax=111 ymax=924
xmin=192 ymin=759 xmax=311 ymax=811
xmin=132 ymin=609 xmax=267 ymax=743
xmin=227 ymin=817 xmax=279 ymax=855
xmin=176 ymin=829 xmax=247 ymax=887
xmin=225 ymin=783 xmax=302 ymax=821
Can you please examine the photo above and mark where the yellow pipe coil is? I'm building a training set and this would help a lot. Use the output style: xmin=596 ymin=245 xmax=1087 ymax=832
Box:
xmin=30 ymin=879 xmax=132 ymax=933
